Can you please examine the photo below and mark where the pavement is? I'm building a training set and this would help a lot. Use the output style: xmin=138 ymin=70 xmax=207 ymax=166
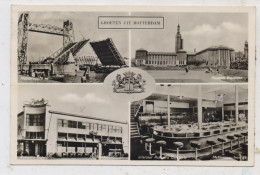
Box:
xmin=146 ymin=70 xmax=228 ymax=83
xmin=18 ymin=70 xmax=108 ymax=83
xmin=18 ymin=156 xmax=128 ymax=160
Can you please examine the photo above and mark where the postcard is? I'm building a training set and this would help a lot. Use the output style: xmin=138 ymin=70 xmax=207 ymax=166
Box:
xmin=10 ymin=5 xmax=255 ymax=166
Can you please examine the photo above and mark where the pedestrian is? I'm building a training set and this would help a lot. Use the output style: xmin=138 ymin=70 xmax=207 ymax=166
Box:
xmin=185 ymin=65 xmax=189 ymax=73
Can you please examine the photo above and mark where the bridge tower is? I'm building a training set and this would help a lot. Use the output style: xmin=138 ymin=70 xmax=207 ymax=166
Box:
xmin=63 ymin=20 xmax=75 ymax=47
xmin=18 ymin=12 xmax=29 ymax=72
xmin=17 ymin=12 xmax=75 ymax=72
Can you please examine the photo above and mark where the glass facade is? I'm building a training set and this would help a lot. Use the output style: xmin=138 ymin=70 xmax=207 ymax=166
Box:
xmin=25 ymin=132 xmax=45 ymax=139
xmin=58 ymin=119 xmax=123 ymax=133
xmin=26 ymin=114 xmax=45 ymax=126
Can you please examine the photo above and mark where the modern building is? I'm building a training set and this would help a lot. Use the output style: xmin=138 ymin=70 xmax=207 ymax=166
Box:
xmin=135 ymin=24 xmax=236 ymax=68
xmin=17 ymin=99 xmax=128 ymax=158
xmin=186 ymin=50 xmax=197 ymax=65
xmin=195 ymin=45 xmax=235 ymax=68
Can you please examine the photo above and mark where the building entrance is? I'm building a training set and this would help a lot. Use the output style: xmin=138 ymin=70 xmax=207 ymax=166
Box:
xmin=25 ymin=141 xmax=46 ymax=157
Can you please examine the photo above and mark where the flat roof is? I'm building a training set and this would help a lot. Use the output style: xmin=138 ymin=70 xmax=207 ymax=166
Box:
xmin=197 ymin=45 xmax=235 ymax=55
xmin=49 ymin=110 xmax=127 ymax=125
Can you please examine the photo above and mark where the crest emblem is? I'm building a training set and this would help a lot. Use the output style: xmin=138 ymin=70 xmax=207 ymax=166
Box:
xmin=112 ymin=71 xmax=146 ymax=93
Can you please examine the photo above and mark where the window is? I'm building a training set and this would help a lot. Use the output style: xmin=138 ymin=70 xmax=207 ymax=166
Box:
xmin=58 ymin=132 xmax=67 ymax=139
xmin=63 ymin=120 xmax=68 ymax=127
xmin=68 ymin=133 xmax=76 ymax=140
xmin=94 ymin=123 xmax=98 ymax=130
xmin=112 ymin=126 xmax=117 ymax=133
xmin=37 ymin=132 xmax=44 ymax=139
xmin=26 ymin=132 xmax=45 ymax=139
xmin=58 ymin=119 xmax=62 ymax=127
xmin=26 ymin=114 xmax=45 ymax=126
xmin=78 ymin=122 xmax=86 ymax=129
xmin=109 ymin=125 xmax=113 ymax=133
xmin=102 ymin=124 xmax=107 ymax=131
xmin=58 ymin=119 xmax=68 ymax=127
xmin=85 ymin=122 xmax=90 ymax=130
xmin=90 ymin=123 xmax=94 ymax=130
xmin=114 ymin=126 xmax=118 ymax=133
xmin=68 ymin=120 xmax=77 ymax=128
xmin=98 ymin=124 xmax=102 ymax=131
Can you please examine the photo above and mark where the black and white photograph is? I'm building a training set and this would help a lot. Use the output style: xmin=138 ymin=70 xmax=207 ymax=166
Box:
xmin=10 ymin=5 xmax=255 ymax=166
xmin=131 ymin=84 xmax=248 ymax=161
xmin=131 ymin=12 xmax=249 ymax=83
xmin=17 ymin=12 xmax=129 ymax=83
xmin=16 ymin=85 xmax=129 ymax=160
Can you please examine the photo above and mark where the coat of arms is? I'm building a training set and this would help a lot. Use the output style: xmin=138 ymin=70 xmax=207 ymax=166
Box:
xmin=112 ymin=71 xmax=146 ymax=93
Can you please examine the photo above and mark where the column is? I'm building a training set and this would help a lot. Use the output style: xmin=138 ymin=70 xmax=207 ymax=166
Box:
xmin=25 ymin=141 xmax=29 ymax=155
xmin=197 ymin=85 xmax=202 ymax=130
xmin=218 ymin=50 xmax=220 ymax=66
xmin=222 ymin=102 xmax=224 ymax=122
xmin=98 ymin=142 xmax=102 ymax=160
xmin=35 ymin=142 xmax=38 ymax=156
xmin=167 ymin=95 xmax=171 ymax=128
xmin=143 ymin=100 xmax=146 ymax=112
xmin=235 ymin=86 xmax=239 ymax=125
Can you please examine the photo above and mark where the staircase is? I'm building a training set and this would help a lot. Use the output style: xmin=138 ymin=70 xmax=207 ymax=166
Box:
xmin=130 ymin=103 xmax=141 ymax=139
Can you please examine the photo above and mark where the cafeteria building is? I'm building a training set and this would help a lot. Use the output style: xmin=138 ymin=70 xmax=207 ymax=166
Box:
xmin=17 ymin=99 xmax=128 ymax=159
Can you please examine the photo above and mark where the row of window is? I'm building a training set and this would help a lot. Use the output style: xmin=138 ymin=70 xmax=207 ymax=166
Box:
xmin=146 ymin=60 xmax=175 ymax=65
xmin=25 ymin=132 xmax=45 ymax=139
xmin=178 ymin=60 xmax=186 ymax=65
xmin=26 ymin=114 xmax=45 ymax=126
xmin=58 ymin=132 xmax=123 ymax=142
xmin=148 ymin=55 xmax=176 ymax=59
xmin=146 ymin=60 xmax=186 ymax=65
xmin=58 ymin=119 xmax=123 ymax=133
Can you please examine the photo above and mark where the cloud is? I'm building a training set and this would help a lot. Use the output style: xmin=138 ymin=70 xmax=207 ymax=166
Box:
xmin=183 ymin=22 xmax=246 ymax=37
xmin=221 ymin=22 xmax=245 ymax=33
xmin=181 ymin=22 xmax=247 ymax=52
xmin=59 ymin=93 xmax=108 ymax=104
xmin=83 ymin=93 xmax=107 ymax=104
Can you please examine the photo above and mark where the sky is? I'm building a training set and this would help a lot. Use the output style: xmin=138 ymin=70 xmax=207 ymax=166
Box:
xmin=26 ymin=12 xmax=129 ymax=62
xmin=17 ymin=84 xmax=129 ymax=123
xmin=23 ymin=11 xmax=248 ymax=62
xmin=131 ymin=12 xmax=248 ymax=57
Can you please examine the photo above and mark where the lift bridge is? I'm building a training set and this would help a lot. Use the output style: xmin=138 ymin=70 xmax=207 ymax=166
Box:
xmin=17 ymin=12 xmax=88 ymax=71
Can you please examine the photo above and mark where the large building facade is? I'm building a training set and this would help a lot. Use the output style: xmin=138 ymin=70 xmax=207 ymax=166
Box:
xmin=17 ymin=99 xmax=128 ymax=158
xmin=135 ymin=24 xmax=235 ymax=68
xmin=195 ymin=45 xmax=235 ymax=68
